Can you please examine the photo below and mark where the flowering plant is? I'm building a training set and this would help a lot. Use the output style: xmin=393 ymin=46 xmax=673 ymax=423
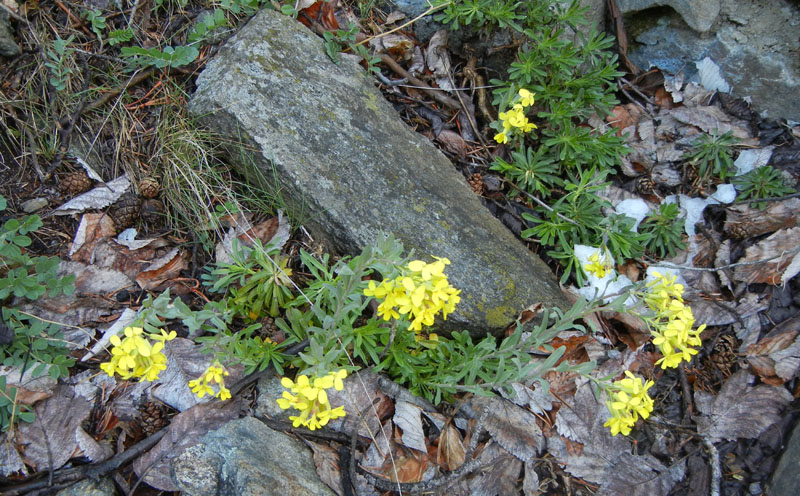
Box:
xmin=363 ymin=256 xmax=461 ymax=333
xmin=188 ymin=361 xmax=231 ymax=400
xmin=644 ymin=271 xmax=705 ymax=369
xmin=100 ymin=326 xmax=176 ymax=382
xmin=603 ymin=371 xmax=655 ymax=436
xmin=493 ymin=88 xmax=537 ymax=144
xmin=277 ymin=369 xmax=348 ymax=430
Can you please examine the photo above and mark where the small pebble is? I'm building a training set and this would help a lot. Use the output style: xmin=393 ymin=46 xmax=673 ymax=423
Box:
xmin=748 ymin=482 xmax=761 ymax=495
xmin=21 ymin=198 xmax=49 ymax=213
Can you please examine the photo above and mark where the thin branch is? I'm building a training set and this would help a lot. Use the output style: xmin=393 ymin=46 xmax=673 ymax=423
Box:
xmin=647 ymin=244 xmax=800 ymax=272
xmin=702 ymin=435 xmax=722 ymax=496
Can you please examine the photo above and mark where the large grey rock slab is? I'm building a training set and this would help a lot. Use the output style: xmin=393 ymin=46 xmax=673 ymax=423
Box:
xmin=189 ymin=9 xmax=566 ymax=336
xmin=625 ymin=0 xmax=800 ymax=120
xmin=768 ymin=418 xmax=800 ymax=495
xmin=617 ymin=0 xmax=719 ymax=33
xmin=171 ymin=417 xmax=336 ymax=496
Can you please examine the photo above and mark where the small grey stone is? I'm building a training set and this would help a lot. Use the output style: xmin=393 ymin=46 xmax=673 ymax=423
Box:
xmin=172 ymin=445 xmax=222 ymax=496
xmin=55 ymin=477 xmax=116 ymax=496
xmin=0 ymin=8 xmax=21 ymax=58
xmin=482 ymin=174 xmax=503 ymax=192
xmin=171 ymin=417 xmax=336 ymax=496
xmin=20 ymin=198 xmax=49 ymax=213
xmin=254 ymin=373 xmax=293 ymax=421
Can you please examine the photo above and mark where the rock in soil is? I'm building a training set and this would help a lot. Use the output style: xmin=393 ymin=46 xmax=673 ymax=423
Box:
xmin=189 ymin=9 xmax=567 ymax=336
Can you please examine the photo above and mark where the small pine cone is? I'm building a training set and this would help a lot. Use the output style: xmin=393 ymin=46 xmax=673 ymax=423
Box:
xmin=111 ymin=192 xmax=142 ymax=229
xmin=727 ymin=223 xmax=751 ymax=240
xmin=59 ymin=171 xmax=93 ymax=196
xmin=635 ymin=175 xmax=656 ymax=195
xmin=467 ymin=173 xmax=485 ymax=195
xmin=139 ymin=401 xmax=169 ymax=435
xmin=139 ymin=177 xmax=160 ymax=199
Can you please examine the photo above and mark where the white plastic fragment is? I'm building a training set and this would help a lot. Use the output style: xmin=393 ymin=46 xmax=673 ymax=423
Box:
xmin=696 ymin=57 xmax=730 ymax=93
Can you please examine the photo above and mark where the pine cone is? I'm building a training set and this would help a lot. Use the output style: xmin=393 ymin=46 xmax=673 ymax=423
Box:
xmin=635 ymin=175 xmax=656 ymax=195
xmin=139 ymin=177 xmax=160 ymax=199
xmin=110 ymin=192 xmax=141 ymax=229
xmin=139 ymin=401 xmax=169 ymax=435
xmin=727 ymin=223 xmax=751 ymax=240
xmin=59 ymin=171 xmax=93 ymax=196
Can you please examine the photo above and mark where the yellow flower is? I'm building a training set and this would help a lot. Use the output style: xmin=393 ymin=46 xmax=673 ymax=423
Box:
xmin=277 ymin=370 xmax=348 ymax=431
xmin=494 ymin=131 xmax=509 ymax=144
xmin=363 ymin=258 xmax=460 ymax=334
xmin=518 ymin=88 xmax=535 ymax=107
xmin=584 ymin=251 xmax=611 ymax=278
xmin=603 ymin=371 xmax=654 ymax=436
xmin=643 ymin=273 xmax=704 ymax=369
xmin=188 ymin=361 xmax=231 ymax=400
xmin=100 ymin=326 xmax=176 ymax=382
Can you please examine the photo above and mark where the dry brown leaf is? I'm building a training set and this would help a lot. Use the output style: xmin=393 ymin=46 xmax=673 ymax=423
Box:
xmin=135 ymin=247 xmax=189 ymax=290
xmin=75 ymin=427 xmax=113 ymax=462
xmin=369 ymin=33 xmax=414 ymax=61
xmin=1 ymin=439 xmax=27 ymax=477
xmin=326 ymin=370 xmax=386 ymax=438
xmin=501 ymin=382 xmax=554 ymax=415
xmin=435 ymin=129 xmax=468 ymax=159
xmin=308 ymin=441 xmax=344 ymax=496
xmin=472 ymin=396 xmax=543 ymax=462
xmin=17 ymin=385 xmax=92 ymax=472
xmin=724 ymin=198 xmax=800 ymax=239
xmin=132 ymin=399 xmax=245 ymax=491
xmin=393 ymin=401 xmax=427 ymax=453
xmin=691 ymin=296 xmax=768 ymax=327
xmin=69 ymin=213 xmax=117 ymax=262
xmin=670 ymin=105 xmax=751 ymax=140
xmin=653 ymin=87 xmax=674 ymax=109
xmin=468 ymin=442 xmax=522 ymax=496
xmin=437 ymin=423 xmax=465 ymax=471
xmin=732 ymin=227 xmax=800 ymax=284
xmin=694 ymin=370 xmax=792 ymax=442
xmin=425 ymin=30 xmax=454 ymax=92
xmin=551 ymin=381 xmax=684 ymax=495
xmin=388 ymin=454 xmax=427 ymax=483
xmin=745 ymin=317 xmax=800 ymax=384
xmin=607 ymin=104 xmax=642 ymax=134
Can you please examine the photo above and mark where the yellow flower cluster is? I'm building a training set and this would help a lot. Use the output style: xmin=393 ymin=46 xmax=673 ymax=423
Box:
xmin=100 ymin=327 xmax=176 ymax=382
xmin=603 ymin=371 xmax=655 ymax=436
xmin=645 ymin=272 xmax=705 ymax=369
xmin=363 ymin=257 xmax=461 ymax=332
xmin=277 ymin=370 xmax=348 ymax=430
xmin=494 ymin=89 xmax=537 ymax=144
xmin=188 ymin=361 xmax=231 ymax=401
xmin=584 ymin=250 xmax=612 ymax=279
